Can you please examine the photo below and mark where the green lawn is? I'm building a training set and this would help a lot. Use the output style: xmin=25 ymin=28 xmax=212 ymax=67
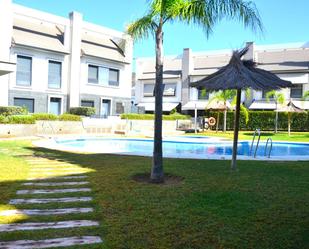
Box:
xmin=194 ymin=131 xmax=309 ymax=142
xmin=0 ymin=140 xmax=308 ymax=249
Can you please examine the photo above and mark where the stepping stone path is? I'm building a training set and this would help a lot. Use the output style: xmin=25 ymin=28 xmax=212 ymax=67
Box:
xmin=0 ymin=155 xmax=103 ymax=248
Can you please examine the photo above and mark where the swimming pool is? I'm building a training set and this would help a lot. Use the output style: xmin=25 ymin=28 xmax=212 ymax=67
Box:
xmin=36 ymin=136 xmax=309 ymax=161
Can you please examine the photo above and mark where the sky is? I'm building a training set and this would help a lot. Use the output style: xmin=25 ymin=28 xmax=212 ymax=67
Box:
xmin=13 ymin=0 xmax=309 ymax=59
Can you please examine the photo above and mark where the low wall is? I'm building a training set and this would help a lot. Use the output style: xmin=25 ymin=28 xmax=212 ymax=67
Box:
xmin=0 ymin=118 xmax=190 ymax=138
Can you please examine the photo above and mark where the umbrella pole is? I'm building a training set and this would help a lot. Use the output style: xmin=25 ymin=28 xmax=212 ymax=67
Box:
xmin=231 ymin=89 xmax=241 ymax=171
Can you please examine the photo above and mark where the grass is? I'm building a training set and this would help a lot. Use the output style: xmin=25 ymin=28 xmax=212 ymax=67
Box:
xmin=193 ymin=130 xmax=309 ymax=142
xmin=0 ymin=140 xmax=308 ymax=249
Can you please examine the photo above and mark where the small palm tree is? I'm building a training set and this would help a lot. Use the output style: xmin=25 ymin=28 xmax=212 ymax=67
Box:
xmin=207 ymin=90 xmax=236 ymax=132
xmin=127 ymin=0 xmax=262 ymax=183
xmin=266 ymin=90 xmax=285 ymax=133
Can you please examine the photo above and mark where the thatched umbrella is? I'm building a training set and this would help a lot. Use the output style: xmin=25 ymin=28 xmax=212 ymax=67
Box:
xmin=191 ymin=46 xmax=292 ymax=170
xmin=276 ymin=100 xmax=304 ymax=136
xmin=206 ymin=100 xmax=232 ymax=132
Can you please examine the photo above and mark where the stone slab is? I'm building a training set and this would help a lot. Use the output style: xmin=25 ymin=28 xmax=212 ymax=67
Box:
xmin=0 ymin=236 xmax=102 ymax=249
xmin=0 ymin=220 xmax=99 ymax=232
xmin=23 ymin=181 xmax=89 ymax=186
xmin=9 ymin=197 xmax=92 ymax=205
xmin=17 ymin=188 xmax=91 ymax=195
xmin=0 ymin=208 xmax=93 ymax=216
xmin=27 ymin=175 xmax=88 ymax=181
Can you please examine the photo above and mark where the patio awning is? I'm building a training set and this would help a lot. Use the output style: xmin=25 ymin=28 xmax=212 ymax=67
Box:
xmin=137 ymin=102 xmax=179 ymax=112
xmin=249 ymin=100 xmax=277 ymax=110
xmin=182 ymin=101 xmax=209 ymax=110
xmin=0 ymin=60 xmax=16 ymax=76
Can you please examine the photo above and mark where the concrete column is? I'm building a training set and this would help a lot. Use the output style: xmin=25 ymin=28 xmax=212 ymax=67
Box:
xmin=68 ymin=11 xmax=83 ymax=108
xmin=181 ymin=48 xmax=193 ymax=106
xmin=0 ymin=0 xmax=13 ymax=106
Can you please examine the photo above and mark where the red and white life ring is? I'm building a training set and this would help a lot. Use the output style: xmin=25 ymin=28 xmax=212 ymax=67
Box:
xmin=208 ymin=117 xmax=216 ymax=126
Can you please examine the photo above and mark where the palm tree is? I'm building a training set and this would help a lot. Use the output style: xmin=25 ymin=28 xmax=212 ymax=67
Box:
xmin=207 ymin=90 xmax=236 ymax=132
xmin=266 ymin=90 xmax=285 ymax=133
xmin=303 ymin=90 xmax=309 ymax=100
xmin=127 ymin=0 xmax=262 ymax=183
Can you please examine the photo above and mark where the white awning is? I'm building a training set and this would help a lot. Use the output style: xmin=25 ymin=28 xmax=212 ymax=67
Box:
xmin=249 ymin=100 xmax=277 ymax=110
xmin=137 ymin=102 xmax=179 ymax=112
xmin=12 ymin=29 xmax=68 ymax=54
xmin=182 ymin=101 xmax=209 ymax=110
xmin=0 ymin=61 xmax=16 ymax=76
xmin=182 ymin=100 xmax=232 ymax=110
xmin=292 ymin=100 xmax=309 ymax=110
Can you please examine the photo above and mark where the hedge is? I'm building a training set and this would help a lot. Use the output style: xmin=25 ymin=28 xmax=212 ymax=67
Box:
xmin=121 ymin=113 xmax=190 ymax=120
xmin=0 ymin=106 xmax=28 ymax=116
xmin=32 ymin=113 xmax=58 ymax=121
xmin=208 ymin=110 xmax=309 ymax=131
xmin=0 ymin=115 xmax=35 ymax=124
xmin=69 ymin=107 xmax=96 ymax=116
xmin=58 ymin=114 xmax=82 ymax=121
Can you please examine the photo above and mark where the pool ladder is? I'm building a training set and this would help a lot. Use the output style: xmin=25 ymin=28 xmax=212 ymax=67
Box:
xmin=250 ymin=129 xmax=261 ymax=158
xmin=250 ymin=129 xmax=273 ymax=158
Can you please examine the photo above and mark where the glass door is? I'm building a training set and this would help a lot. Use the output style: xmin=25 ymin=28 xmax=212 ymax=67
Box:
xmin=101 ymin=99 xmax=111 ymax=118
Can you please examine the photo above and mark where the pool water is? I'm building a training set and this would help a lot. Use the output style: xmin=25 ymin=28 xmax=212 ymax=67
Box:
xmin=54 ymin=137 xmax=309 ymax=160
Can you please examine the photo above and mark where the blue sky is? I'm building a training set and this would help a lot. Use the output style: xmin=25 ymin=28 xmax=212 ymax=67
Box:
xmin=13 ymin=0 xmax=309 ymax=58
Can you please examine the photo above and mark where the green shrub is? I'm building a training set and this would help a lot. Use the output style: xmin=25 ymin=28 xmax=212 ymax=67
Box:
xmin=69 ymin=107 xmax=96 ymax=116
xmin=208 ymin=110 xmax=309 ymax=131
xmin=0 ymin=106 xmax=28 ymax=116
xmin=121 ymin=113 xmax=190 ymax=120
xmin=58 ymin=114 xmax=82 ymax=121
xmin=0 ymin=115 xmax=8 ymax=124
xmin=32 ymin=113 xmax=58 ymax=121
xmin=6 ymin=115 xmax=35 ymax=124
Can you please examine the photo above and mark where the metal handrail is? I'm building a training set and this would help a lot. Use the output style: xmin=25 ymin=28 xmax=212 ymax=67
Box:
xmin=250 ymin=129 xmax=261 ymax=158
xmin=264 ymin=137 xmax=273 ymax=158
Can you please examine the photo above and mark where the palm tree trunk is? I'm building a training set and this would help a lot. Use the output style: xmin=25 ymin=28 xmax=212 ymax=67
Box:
xmin=151 ymin=21 xmax=164 ymax=183
xmin=288 ymin=113 xmax=291 ymax=136
xmin=223 ymin=109 xmax=227 ymax=132
xmin=231 ymin=89 xmax=241 ymax=171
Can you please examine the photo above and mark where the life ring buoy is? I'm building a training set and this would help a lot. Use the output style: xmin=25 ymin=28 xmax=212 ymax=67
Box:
xmin=208 ymin=117 xmax=216 ymax=126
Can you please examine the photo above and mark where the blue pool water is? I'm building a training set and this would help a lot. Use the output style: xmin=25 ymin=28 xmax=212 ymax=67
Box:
xmin=54 ymin=137 xmax=309 ymax=159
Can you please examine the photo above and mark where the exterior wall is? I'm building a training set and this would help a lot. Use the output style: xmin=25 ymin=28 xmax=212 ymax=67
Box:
xmin=0 ymin=1 xmax=133 ymax=117
xmin=9 ymin=90 xmax=68 ymax=113
xmin=80 ymin=94 xmax=130 ymax=116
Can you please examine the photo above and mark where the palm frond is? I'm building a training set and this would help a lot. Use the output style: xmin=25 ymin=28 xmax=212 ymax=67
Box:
xmin=127 ymin=14 xmax=158 ymax=40
xmin=303 ymin=90 xmax=309 ymax=100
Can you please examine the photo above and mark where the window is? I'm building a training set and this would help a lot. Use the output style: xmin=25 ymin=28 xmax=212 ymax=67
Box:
xmin=88 ymin=65 xmax=99 ymax=84
xmin=163 ymin=83 xmax=176 ymax=96
xmin=88 ymin=65 xmax=119 ymax=86
xmin=16 ymin=55 xmax=32 ymax=86
xmin=143 ymin=84 xmax=155 ymax=97
xmin=81 ymin=100 xmax=95 ymax=107
xmin=48 ymin=61 xmax=62 ymax=89
xmin=49 ymin=97 xmax=61 ymax=115
xmin=116 ymin=102 xmax=124 ymax=114
xmin=290 ymin=84 xmax=303 ymax=99
xmin=101 ymin=99 xmax=111 ymax=118
xmin=14 ymin=98 xmax=34 ymax=113
xmin=109 ymin=69 xmax=119 ymax=86
xmin=198 ymin=88 xmax=209 ymax=100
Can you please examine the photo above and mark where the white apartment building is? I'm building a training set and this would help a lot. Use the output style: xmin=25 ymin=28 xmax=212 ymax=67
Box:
xmin=135 ymin=42 xmax=309 ymax=114
xmin=0 ymin=0 xmax=133 ymax=117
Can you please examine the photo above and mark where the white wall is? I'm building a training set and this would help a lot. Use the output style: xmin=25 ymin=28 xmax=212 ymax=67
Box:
xmin=79 ymin=57 xmax=131 ymax=99
xmin=136 ymin=78 xmax=182 ymax=104
xmin=9 ymin=48 xmax=68 ymax=94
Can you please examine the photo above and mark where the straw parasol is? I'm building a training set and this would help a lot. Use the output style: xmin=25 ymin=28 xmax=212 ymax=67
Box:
xmin=206 ymin=100 xmax=232 ymax=132
xmin=191 ymin=46 xmax=292 ymax=170
xmin=276 ymin=100 xmax=304 ymax=136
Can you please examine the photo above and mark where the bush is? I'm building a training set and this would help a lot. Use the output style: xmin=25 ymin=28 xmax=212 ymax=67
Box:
xmin=6 ymin=115 xmax=35 ymax=124
xmin=0 ymin=115 xmax=8 ymax=124
xmin=32 ymin=113 xmax=58 ymax=121
xmin=69 ymin=107 xmax=96 ymax=116
xmin=121 ymin=113 xmax=190 ymax=120
xmin=208 ymin=110 xmax=309 ymax=131
xmin=0 ymin=106 xmax=28 ymax=116
xmin=58 ymin=114 xmax=82 ymax=121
